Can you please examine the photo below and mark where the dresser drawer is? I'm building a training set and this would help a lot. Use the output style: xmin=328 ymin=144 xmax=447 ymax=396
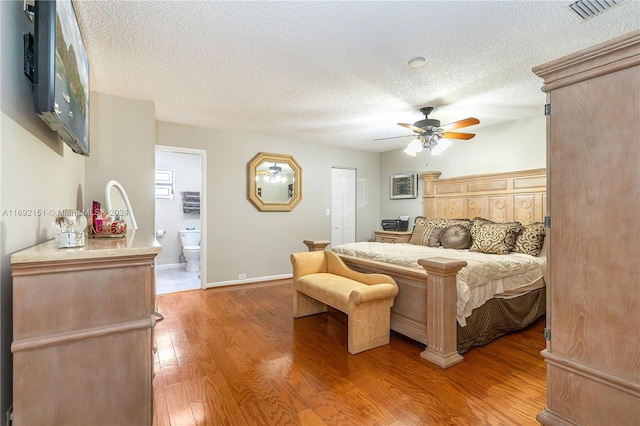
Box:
xmin=374 ymin=230 xmax=412 ymax=244
xmin=377 ymin=236 xmax=399 ymax=243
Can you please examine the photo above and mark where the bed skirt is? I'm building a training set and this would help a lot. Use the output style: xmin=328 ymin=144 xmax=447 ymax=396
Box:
xmin=457 ymin=287 xmax=546 ymax=353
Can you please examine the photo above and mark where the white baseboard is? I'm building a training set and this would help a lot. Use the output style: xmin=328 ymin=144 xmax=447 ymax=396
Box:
xmin=156 ymin=263 xmax=186 ymax=270
xmin=206 ymin=273 xmax=292 ymax=289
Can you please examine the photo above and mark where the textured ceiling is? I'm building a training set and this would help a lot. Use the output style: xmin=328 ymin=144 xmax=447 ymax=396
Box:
xmin=73 ymin=0 xmax=640 ymax=153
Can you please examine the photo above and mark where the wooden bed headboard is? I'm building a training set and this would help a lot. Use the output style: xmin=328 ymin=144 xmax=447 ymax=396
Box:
xmin=420 ymin=168 xmax=546 ymax=224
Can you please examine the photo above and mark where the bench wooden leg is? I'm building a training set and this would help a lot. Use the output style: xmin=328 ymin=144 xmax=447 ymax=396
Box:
xmin=348 ymin=299 xmax=392 ymax=354
xmin=293 ymin=290 xmax=327 ymax=318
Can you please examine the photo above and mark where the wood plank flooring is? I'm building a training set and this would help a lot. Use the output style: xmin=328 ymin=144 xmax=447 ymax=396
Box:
xmin=153 ymin=280 xmax=547 ymax=425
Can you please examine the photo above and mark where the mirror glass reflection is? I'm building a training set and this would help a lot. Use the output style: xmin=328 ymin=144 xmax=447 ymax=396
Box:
xmin=256 ymin=161 xmax=295 ymax=203
xmin=248 ymin=153 xmax=302 ymax=212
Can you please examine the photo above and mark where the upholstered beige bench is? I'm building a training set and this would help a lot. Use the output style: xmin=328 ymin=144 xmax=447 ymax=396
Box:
xmin=290 ymin=250 xmax=399 ymax=354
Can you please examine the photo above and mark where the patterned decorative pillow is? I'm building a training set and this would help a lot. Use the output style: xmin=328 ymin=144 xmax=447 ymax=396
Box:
xmin=414 ymin=216 xmax=472 ymax=229
xmin=413 ymin=216 xmax=430 ymax=227
xmin=446 ymin=218 xmax=473 ymax=229
xmin=413 ymin=216 xmax=445 ymax=228
xmin=513 ymin=222 xmax=546 ymax=256
xmin=427 ymin=227 xmax=444 ymax=247
xmin=411 ymin=217 xmax=473 ymax=247
xmin=470 ymin=216 xmax=493 ymax=239
xmin=471 ymin=216 xmax=493 ymax=225
xmin=440 ymin=224 xmax=472 ymax=249
xmin=409 ymin=224 xmax=445 ymax=246
xmin=471 ymin=217 xmax=522 ymax=247
xmin=409 ymin=223 xmax=434 ymax=245
xmin=470 ymin=222 xmax=523 ymax=254
xmin=412 ymin=218 xmax=438 ymax=244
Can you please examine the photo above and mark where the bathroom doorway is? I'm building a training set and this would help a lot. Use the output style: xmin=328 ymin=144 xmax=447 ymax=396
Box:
xmin=154 ymin=145 xmax=207 ymax=294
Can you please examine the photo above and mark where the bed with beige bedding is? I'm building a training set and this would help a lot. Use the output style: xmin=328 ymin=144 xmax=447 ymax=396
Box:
xmin=332 ymin=168 xmax=547 ymax=367
xmin=332 ymin=241 xmax=546 ymax=326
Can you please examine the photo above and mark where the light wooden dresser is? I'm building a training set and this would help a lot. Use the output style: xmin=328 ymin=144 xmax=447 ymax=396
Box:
xmin=374 ymin=230 xmax=412 ymax=244
xmin=10 ymin=232 xmax=161 ymax=425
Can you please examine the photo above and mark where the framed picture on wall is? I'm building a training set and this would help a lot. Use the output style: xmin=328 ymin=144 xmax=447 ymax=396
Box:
xmin=390 ymin=173 xmax=417 ymax=199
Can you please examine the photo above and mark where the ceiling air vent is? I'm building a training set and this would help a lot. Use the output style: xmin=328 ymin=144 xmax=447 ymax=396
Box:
xmin=564 ymin=0 xmax=628 ymax=21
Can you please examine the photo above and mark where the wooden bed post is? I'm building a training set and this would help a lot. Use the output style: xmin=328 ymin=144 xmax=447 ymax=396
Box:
xmin=418 ymin=257 xmax=467 ymax=368
xmin=303 ymin=240 xmax=331 ymax=252
xmin=419 ymin=171 xmax=442 ymax=218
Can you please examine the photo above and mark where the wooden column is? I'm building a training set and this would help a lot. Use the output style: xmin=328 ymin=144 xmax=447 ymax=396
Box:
xmin=418 ymin=257 xmax=467 ymax=368
xmin=419 ymin=171 xmax=442 ymax=218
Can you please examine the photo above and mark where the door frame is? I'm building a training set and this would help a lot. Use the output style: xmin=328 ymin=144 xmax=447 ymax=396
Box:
xmin=155 ymin=145 xmax=207 ymax=289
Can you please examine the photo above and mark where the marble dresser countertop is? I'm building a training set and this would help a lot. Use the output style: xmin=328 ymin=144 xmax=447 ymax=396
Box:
xmin=11 ymin=230 xmax=162 ymax=264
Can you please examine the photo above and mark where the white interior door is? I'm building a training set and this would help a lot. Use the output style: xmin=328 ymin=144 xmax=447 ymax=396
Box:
xmin=331 ymin=167 xmax=356 ymax=245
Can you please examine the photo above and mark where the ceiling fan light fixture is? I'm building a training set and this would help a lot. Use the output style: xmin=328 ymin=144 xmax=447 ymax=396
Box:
xmin=408 ymin=56 xmax=426 ymax=68
xmin=378 ymin=107 xmax=479 ymax=155
xmin=430 ymin=138 xmax=452 ymax=156
xmin=403 ymin=138 xmax=424 ymax=156
xmin=266 ymin=174 xmax=285 ymax=183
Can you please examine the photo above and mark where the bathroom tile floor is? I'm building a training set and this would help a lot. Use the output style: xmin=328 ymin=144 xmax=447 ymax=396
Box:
xmin=156 ymin=266 xmax=201 ymax=295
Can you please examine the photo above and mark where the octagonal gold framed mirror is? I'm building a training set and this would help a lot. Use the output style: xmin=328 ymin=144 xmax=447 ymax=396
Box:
xmin=248 ymin=152 xmax=302 ymax=212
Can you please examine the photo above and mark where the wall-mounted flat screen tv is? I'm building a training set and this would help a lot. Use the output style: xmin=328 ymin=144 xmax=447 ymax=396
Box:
xmin=33 ymin=0 xmax=90 ymax=156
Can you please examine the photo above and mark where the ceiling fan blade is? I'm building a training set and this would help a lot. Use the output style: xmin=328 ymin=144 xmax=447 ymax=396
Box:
xmin=398 ymin=123 xmax=426 ymax=133
xmin=441 ymin=117 xmax=480 ymax=131
xmin=442 ymin=131 xmax=475 ymax=140
xmin=374 ymin=134 xmax=414 ymax=141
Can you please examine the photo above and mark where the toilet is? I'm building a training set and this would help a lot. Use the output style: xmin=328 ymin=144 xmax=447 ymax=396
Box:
xmin=178 ymin=229 xmax=200 ymax=272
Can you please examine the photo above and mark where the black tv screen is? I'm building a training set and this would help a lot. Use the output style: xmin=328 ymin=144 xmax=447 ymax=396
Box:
xmin=34 ymin=0 xmax=90 ymax=156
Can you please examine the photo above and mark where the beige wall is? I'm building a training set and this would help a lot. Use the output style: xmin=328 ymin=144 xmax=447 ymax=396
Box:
xmin=1 ymin=0 xmax=86 ymax=415
xmin=156 ymin=121 xmax=381 ymax=285
xmin=85 ymin=92 xmax=156 ymax=234
xmin=379 ymin=115 xmax=546 ymax=225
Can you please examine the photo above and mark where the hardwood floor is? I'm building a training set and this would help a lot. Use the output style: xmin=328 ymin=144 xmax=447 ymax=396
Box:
xmin=153 ymin=280 xmax=547 ymax=425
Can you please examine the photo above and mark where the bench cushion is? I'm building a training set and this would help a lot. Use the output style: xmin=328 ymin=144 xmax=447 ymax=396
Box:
xmin=296 ymin=272 xmax=367 ymax=312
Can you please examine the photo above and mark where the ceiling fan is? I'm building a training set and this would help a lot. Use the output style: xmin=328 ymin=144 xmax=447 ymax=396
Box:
xmin=257 ymin=163 xmax=293 ymax=175
xmin=376 ymin=107 xmax=480 ymax=156
xmin=257 ymin=162 xmax=293 ymax=182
